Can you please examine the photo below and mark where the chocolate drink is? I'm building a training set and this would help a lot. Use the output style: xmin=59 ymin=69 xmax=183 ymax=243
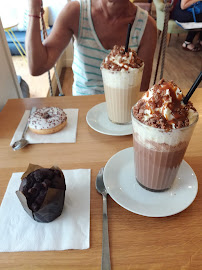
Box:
xmin=101 ymin=45 xmax=144 ymax=124
xmin=133 ymin=125 xmax=193 ymax=191
xmin=132 ymin=79 xmax=198 ymax=191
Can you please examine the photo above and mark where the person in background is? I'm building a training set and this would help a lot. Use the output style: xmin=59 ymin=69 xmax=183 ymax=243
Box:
xmin=171 ymin=0 xmax=202 ymax=52
xmin=26 ymin=0 xmax=157 ymax=95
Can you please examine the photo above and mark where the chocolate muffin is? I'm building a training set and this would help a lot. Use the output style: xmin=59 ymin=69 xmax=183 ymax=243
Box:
xmin=16 ymin=165 xmax=66 ymax=223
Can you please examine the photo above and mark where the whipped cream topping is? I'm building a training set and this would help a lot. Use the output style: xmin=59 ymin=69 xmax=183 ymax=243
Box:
xmin=101 ymin=45 xmax=144 ymax=71
xmin=142 ymin=86 xmax=175 ymax=122
xmin=133 ymin=79 xmax=198 ymax=130
xmin=28 ymin=107 xmax=67 ymax=130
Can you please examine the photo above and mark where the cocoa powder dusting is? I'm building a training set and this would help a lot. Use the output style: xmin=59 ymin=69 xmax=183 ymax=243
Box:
xmin=133 ymin=79 xmax=197 ymax=131
xmin=101 ymin=45 xmax=144 ymax=71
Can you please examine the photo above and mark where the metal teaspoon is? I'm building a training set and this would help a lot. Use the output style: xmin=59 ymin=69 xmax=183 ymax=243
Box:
xmin=96 ymin=167 xmax=111 ymax=270
xmin=12 ymin=107 xmax=36 ymax=151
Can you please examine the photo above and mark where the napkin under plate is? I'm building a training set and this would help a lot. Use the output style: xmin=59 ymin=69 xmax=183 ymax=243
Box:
xmin=0 ymin=169 xmax=90 ymax=252
xmin=10 ymin=109 xmax=79 ymax=146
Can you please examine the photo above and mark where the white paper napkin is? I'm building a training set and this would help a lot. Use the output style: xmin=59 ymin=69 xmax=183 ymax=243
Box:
xmin=10 ymin=109 xmax=79 ymax=146
xmin=0 ymin=169 xmax=91 ymax=252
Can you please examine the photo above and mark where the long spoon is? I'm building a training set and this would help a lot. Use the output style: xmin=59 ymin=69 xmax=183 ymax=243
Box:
xmin=96 ymin=167 xmax=111 ymax=270
xmin=12 ymin=107 xmax=36 ymax=151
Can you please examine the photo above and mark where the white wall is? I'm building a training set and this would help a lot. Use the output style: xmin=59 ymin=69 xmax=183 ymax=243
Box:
xmin=0 ymin=0 xmax=68 ymax=27
xmin=43 ymin=0 xmax=68 ymax=25
xmin=0 ymin=19 xmax=22 ymax=111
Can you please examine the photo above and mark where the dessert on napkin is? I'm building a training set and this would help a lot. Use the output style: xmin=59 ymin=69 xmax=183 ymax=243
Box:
xmin=16 ymin=164 xmax=66 ymax=223
xmin=0 ymin=168 xmax=91 ymax=252
xmin=10 ymin=108 xmax=79 ymax=145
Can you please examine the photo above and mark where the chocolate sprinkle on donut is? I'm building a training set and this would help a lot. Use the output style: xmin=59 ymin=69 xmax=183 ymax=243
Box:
xmin=28 ymin=107 xmax=67 ymax=130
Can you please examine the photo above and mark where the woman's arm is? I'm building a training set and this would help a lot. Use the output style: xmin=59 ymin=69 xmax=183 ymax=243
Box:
xmin=26 ymin=0 xmax=80 ymax=76
xmin=180 ymin=0 xmax=201 ymax=10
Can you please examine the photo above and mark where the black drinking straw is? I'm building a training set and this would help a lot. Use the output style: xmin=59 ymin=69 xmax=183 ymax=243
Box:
xmin=183 ymin=71 xmax=202 ymax=104
xmin=125 ymin=23 xmax=132 ymax=53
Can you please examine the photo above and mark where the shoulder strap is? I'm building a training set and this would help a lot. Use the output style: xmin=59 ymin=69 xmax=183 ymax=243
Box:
xmin=130 ymin=6 xmax=148 ymax=51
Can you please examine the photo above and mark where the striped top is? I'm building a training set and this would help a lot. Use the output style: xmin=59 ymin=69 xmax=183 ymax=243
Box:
xmin=72 ymin=0 xmax=148 ymax=96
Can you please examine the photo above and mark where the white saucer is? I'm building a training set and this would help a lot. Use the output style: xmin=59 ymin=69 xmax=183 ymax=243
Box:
xmin=86 ymin=102 xmax=133 ymax=136
xmin=103 ymin=147 xmax=198 ymax=217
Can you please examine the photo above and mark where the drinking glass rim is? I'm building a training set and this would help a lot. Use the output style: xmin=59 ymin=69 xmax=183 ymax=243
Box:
xmin=131 ymin=106 xmax=199 ymax=133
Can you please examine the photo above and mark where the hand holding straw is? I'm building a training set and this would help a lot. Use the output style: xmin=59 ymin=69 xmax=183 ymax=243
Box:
xmin=183 ymin=72 xmax=202 ymax=104
xmin=125 ymin=23 xmax=132 ymax=53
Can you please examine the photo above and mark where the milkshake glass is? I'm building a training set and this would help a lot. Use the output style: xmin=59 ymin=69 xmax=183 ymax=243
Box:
xmin=101 ymin=45 xmax=144 ymax=124
xmin=131 ymin=80 xmax=198 ymax=191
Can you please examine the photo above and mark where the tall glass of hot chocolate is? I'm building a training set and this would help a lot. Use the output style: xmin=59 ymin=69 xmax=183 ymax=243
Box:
xmin=132 ymin=79 xmax=198 ymax=191
xmin=101 ymin=45 xmax=144 ymax=124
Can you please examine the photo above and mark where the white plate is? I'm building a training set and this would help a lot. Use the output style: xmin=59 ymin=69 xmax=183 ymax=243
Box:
xmin=86 ymin=102 xmax=133 ymax=136
xmin=103 ymin=147 xmax=198 ymax=217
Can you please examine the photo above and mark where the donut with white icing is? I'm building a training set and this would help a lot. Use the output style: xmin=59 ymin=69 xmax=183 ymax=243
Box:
xmin=28 ymin=107 xmax=67 ymax=135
